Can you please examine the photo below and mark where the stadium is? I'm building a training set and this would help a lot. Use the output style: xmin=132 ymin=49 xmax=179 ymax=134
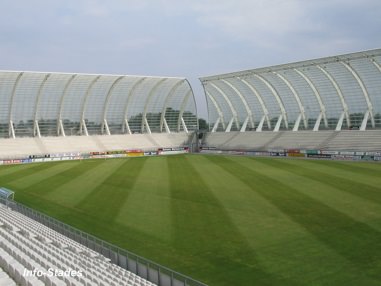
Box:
xmin=0 ymin=49 xmax=381 ymax=286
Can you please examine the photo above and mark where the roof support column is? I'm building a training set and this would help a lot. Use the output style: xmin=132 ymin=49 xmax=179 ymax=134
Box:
xmin=80 ymin=75 xmax=101 ymax=136
xmin=8 ymin=72 xmax=23 ymax=139
xmin=317 ymin=65 xmax=350 ymax=130
xmin=274 ymin=72 xmax=307 ymax=129
xmin=101 ymin=76 xmax=125 ymax=135
xmin=221 ymin=79 xmax=254 ymax=130
xmin=341 ymin=61 xmax=375 ymax=129
xmin=206 ymin=91 xmax=225 ymax=131
xmin=256 ymin=115 xmax=266 ymax=132
xmin=159 ymin=80 xmax=184 ymax=133
xmin=141 ymin=78 xmax=167 ymax=133
xmin=313 ymin=112 xmax=323 ymax=131
xmin=294 ymin=68 xmax=328 ymax=129
xmin=210 ymin=83 xmax=240 ymax=131
xmin=57 ymin=74 xmax=76 ymax=136
xmin=238 ymin=78 xmax=271 ymax=130
xmin=253 ymin=74 xmax=288 ymax=129
xmin=273 ymin=114 xmax=283 ymax=132
xmin=181 ymin=117 xmax=188 ymax=133
xmin=177 ymin=90 xmax=192 ymax=132
xmin=33 ymin=73 xmax=50 ymax=138
xmin=123 ymin=78 xmax=146 ymax=134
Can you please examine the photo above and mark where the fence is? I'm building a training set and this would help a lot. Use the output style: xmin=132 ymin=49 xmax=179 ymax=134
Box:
xmin=0 ymin=198 xmax=207 ymax=286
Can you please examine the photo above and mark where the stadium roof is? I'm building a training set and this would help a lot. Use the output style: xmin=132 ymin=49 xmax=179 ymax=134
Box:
xmin=200 ymin=48 xmax=381 ymax=132
xmin=0 ymin=71 xmax=198 ymax=138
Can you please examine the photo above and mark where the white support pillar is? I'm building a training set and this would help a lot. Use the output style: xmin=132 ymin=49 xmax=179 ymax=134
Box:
xmin=256 ymin=115 xmax=266 ymax=132
xmin=33 ymin=73 xmax=50 ymax=137
xmin=313 ymin=112 xmax=323 ymax=131
xmin=240 ymin=116 xmax=249 ymax=132
xmin=57 ymin=74 xmax=76 ymax=136
xmin=103 ymin=119 xmax=111 ymax=135
xmin=239 ymin=78 xmax=271 ymax=130
xmin=80 ymin=75 xmax=101 ymax=136
xmin=211 ymin=118 xmax=221 ymax=133
xmin=341 ymin=61 xmax=375 ymax=128
xmin=160 ymin=80 xmax=184 ymax=132
xmin=33 ymin=120 xmax=41 ymax=138
xmin=58 ymin=119 xmax=66 ymax=137
xmin=274 ymin=114 xmax=283 ymax=132
xmin=292 ymin=114 xmax=302 ymax=131
xmin=317 ymin=65 xmax=350 ymax=129
xmin=123 ymin=77 xmax=146 ymax=134
xmin=163 ymin=118 xmax=171 ymax=133
xmin=8 ymin=72 xmax=23 ymax=139
xmin=253 ymin=74 xmax=288 ymax=129
xmin=274 ymin=72 xmax=307 ymax=129
xmin=360 ymin=110 xmax=370 ymax=131
xmin=177 ymin=90 xmax=192 ymax=132
xmin=225 ymin=117 xmax=234 ymax=132
xmin=143 ymin=117 xmax=152 ymax=134
xmin=210 ymin=83 xmax=240 ymax=130
xmin=336 ymin=111 xmax=345 ymax=131
xmin=124 ymin=119 xmax=132 ymax=134
xmin=101 ymin=76 xmax=125 ymax=135
xmin=206 ymin=91 xmax=226 ymax=130
xmin=181 ymin=117 xmax=188 ymax=133
xmin=141 ymin=78 xmax=167 ymax=133
xmin=9 ymin=120 xmax=15 ymax=139
xmin=221 ymin=79 xmax=255 ymax=130
xmin=81 ymin=119 xmax=89 ymax=136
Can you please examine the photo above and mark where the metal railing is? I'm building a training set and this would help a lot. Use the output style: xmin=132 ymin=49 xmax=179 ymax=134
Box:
xmin=0 ymin=198 xmax=207 ymax=286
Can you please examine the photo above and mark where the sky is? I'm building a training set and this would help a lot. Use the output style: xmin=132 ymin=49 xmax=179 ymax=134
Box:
xmin=0 ymin=0 xmax=380 ymax=119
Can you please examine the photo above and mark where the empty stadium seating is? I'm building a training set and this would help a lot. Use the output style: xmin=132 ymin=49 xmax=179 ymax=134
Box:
xmin=0 ymin=133 xmax=191 ymax=160
xmin=203 ymin=130 xmax=381 ymax=152
xmin=0 ymin=203 xmax=156 ymax=286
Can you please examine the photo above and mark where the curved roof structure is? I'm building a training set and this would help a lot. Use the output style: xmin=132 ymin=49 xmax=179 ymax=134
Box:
xmin=200 ymin=49 xmax=381 ymax=132
xmin=0 ymin=71 xmax=198 ymax=138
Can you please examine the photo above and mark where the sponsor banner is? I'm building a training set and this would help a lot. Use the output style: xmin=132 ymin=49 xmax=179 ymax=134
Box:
xmin=144 ymin=151 xmax=158 ymax=156
xmin=287 ymin=153 xmax=305 ymax=157
xmin=307 ymin=154 xmax=332 ymax=159
xmin=127 ymin=152 xmax=144 ymax=157
xmin=270 ymin=152 xmax=286 ymax=157
xmin=287 ymin=149 xmax=300 ymax=154
xmin=199 ymin=149 xmax=223 ymax=154
xmin=306 ymin=150 xmax=320 ymax=155
xmin=339 ymin=151 xmax=355 ymax=156
xmin=158 ymin=150 xmax=189 ymax=155
xmin=332 ymin=155 xmax=362 ymax=160
xmin=374 ymin=156 xmax=381 ymax=161
xmin=321 ymin=150 xmax=339 ymax=155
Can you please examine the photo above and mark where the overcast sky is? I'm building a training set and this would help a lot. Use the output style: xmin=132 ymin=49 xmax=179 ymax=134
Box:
xmin=1 ymin=0 xmax=380 ymax=118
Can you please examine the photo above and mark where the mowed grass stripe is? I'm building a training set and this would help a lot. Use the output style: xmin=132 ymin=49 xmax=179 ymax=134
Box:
xmin=46 ymin=159 xmax=126 ymax=207
xmin=0 ymin=163 xmax=41 ymax=177
xmin=167 ymin=155 xmax=298 ymax=286
xmin=6 ymin=161 xmax=82 ymax=190
xmin=236 ymin=157 xmax=381 ymax=233
xmin=263 ymin=157 xmax=381 ymax=205
xmin=308 ymin=159 xmax=381 ymax=177
xmin=0 ymin=161 xmax=59 ymax=185
xmin=289 ymin=158 xmax=381 ymax=189
xmin=207 ymin=156 xmax=381 ymax=282
xmin=77 ymin=157 xmax=147 ymax=221
xmin=116 ymin=156 xmax=173 ymax=242
xmin=187 ymin=156 xmax=347 ymax=284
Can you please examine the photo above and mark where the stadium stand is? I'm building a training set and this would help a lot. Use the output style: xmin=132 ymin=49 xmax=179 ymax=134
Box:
xmin=0 ymin=203 xmax=157 ymax=286
xmin=203 ymin=130 xmax=381 ymax=152
xmin=200 ymin=49 xmax=381 ymax=154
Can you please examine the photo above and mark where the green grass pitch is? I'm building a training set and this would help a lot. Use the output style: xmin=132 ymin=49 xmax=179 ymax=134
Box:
xmin=1 ymin=155 xmax=381 ymax=285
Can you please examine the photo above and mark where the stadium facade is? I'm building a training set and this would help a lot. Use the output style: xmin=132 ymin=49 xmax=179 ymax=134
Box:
xmin=0 ymin=71 xmax=198 ymax=138
xmin=200 ymin=49 xmax=381 ymax=132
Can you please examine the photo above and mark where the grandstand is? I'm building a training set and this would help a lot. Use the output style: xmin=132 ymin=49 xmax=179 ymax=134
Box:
xmin=0 ymin=49 xmax=381 ymax=285
xmin=200 ymin=49 xmax=381 ymax=153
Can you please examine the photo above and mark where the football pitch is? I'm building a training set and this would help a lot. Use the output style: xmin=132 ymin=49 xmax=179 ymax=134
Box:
xmin=1 ymin=155 xmax=381 ymax=286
